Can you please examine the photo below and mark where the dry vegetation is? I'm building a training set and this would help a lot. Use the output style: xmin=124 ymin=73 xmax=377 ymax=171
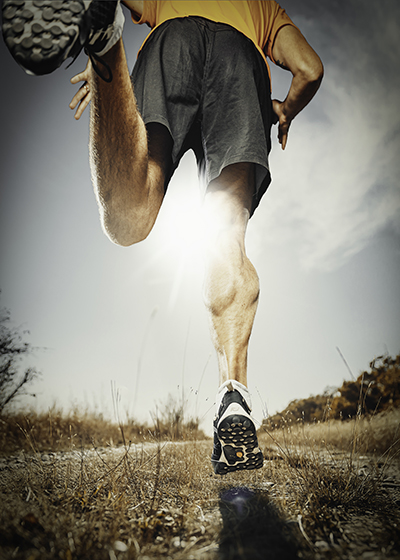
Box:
xmin=262 ymin=408 xmax=400 ymax=458
xmin=266 ymin=354 xmax=400 ymax=428
xmin=0 ymin=400 xmax=399 ymax=560
xmin=0 ymin=351 xmax=399 ymax=559
xmin=2 ymin=281 xmax=400 ymax=559
xmin=0 ymin=399 xmax=206 ymax=455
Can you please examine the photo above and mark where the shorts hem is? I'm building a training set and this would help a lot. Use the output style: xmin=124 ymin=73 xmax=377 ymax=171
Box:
xmin=208 ymin=154 xmax=270 ymax=185
xmin=208 ymin=155 xmax=272 ymax=217
xmin=142 ymin=115 xmax=172 ymax=138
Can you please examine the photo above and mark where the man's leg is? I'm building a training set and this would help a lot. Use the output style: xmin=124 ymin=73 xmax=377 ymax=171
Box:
xmin=203 ymin=163 xmax=259 ymax=388
xmin=88 ymin=39 xmax=172 ymax=246
xmin=2 ymin=1 xmax=171 ymax=245
xmin=206 ymin=163 xmax=264 ymax=475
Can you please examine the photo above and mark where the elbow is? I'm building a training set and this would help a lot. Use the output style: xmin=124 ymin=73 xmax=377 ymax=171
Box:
xmin=307 ymin=56 xmax=324 ymax=86
xmin=296 ymin=53 xmax=324 ymax=88
xmin=315 ymin=59 xmax=324 ymax=85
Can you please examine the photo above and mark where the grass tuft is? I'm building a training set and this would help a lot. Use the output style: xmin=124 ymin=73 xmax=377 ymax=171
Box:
xmin=0 ymin=403 xmax=207 ymax=455
xmin=0 ymin=401 xmax=399 ymax=558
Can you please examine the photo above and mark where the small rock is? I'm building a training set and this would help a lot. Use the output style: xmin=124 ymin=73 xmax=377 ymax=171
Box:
xmin=114 ymin=540 xmax=128 ymax=552
xmin=315 ymin=541 xmax=330 ymax=551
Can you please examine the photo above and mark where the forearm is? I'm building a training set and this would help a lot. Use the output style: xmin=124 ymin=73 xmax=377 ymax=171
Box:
xmin=272 ymin=63 xmax=323 ymax=150
xmin=281 ymin=70 xmax=323 ymax=122
xmin=271 ymin=25 xmax=323 ymax=149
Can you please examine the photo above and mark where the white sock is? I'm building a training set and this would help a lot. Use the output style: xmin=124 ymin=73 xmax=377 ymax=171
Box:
xmin=216 ymin=379 xmax=252 ymax=413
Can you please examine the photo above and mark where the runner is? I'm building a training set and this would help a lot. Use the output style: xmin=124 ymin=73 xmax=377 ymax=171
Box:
xmin=2 ymin=0 xmax=323 ymax=474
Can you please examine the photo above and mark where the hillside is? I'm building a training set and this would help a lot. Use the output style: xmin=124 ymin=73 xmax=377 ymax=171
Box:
xmin=264 ymin=353 xmax=400 ymax=429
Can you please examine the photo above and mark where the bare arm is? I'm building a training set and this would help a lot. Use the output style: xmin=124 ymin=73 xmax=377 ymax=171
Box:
xmin=270 ymin=25 xmax=324 ymax=149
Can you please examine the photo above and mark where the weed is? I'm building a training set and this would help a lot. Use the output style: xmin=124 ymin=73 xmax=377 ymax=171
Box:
xmin=0 ymin=397 xmax=399 ymax=558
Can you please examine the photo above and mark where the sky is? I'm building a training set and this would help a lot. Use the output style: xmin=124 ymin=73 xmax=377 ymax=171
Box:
xmin=1 ymin=1 xmax=399 ymax=435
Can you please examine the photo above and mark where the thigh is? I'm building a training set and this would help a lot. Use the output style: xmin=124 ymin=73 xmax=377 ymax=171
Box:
xmin=204 ymin=162 xmax=256 ymax=239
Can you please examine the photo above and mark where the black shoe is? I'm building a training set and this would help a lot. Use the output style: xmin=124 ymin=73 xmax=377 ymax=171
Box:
xmin=2 ymin=0 xmax=119 ymax=81
xmin=211 ymin=380 xmax=264 ymax=475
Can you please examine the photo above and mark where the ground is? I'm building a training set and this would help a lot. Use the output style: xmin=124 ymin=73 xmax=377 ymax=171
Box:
xmin=0 ymin=439 xmax=399 ymax=559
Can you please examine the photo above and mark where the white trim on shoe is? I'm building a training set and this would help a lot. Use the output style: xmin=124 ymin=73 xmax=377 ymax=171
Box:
xmin=94 ymin=1 xmax=125 ymax=56
xmin=215 ymin=379 xmax=252 ymax=414
xmin=211 ymin=379 xmax=263 ymax=474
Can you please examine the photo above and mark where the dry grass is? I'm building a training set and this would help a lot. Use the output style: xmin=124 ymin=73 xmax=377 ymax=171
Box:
xmin=0 ymin=405 xmax=207 ymax=455
xmin=257 ymin=408 xmax=400 ymax=558
xmin=0 ymin=407 xmax=399 ymax=559
xmin=260 ymin=408 xmax=400 ymax=457
xmin=1 ymin=435 xmax=284 ymax=560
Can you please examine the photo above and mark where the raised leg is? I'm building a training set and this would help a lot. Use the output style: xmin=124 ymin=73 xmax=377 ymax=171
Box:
xmin=203 ymin=163 xmax=259 ymax=388
xmin=88 ymin=39 xmax=172 ymax=246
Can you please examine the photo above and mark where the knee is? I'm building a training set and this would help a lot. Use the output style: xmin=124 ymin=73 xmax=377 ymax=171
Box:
xmin=104 ymin=228 xmax=149 ymax=247
xmin=101 ymin=211 xmax=153 ymax=246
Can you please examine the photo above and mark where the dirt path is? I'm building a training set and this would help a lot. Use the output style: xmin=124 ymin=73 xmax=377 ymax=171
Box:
xmin=0 ymin=441 xmax=399 ymax=559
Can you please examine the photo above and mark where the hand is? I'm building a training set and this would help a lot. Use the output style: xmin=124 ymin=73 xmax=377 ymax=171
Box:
xmin=69 ymin=59 xmax=92 ymax=120
xmin=272 ymin=99 xmax=291 ymax=150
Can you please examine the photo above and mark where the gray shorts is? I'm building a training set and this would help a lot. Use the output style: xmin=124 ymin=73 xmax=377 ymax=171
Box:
xmin=131 ymin=16 xmax=273 ymax=215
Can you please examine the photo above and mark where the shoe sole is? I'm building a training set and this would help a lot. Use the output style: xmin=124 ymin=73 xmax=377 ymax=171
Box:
xmin=212 ymin=411 xmax=263 ymax=475
xmin=2 ymin=0 xmax=86 ymax=75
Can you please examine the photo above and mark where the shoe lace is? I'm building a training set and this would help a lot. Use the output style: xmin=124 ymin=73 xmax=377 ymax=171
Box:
xmin=66 ymin=47 xmax=113 ymax=83
xmin=64 ymin=0 xmax=114 ymax=84
xmin=85 ymin=48 xmax=113 ymax=83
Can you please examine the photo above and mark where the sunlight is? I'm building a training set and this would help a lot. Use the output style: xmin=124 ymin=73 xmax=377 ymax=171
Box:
xmin=160 ymin=187 xmax=206 ymax=263
xmin=158 ymin=187 xmax=207 ymax=310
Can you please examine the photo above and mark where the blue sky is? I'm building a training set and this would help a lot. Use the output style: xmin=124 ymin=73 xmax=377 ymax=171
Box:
xmin=1 ymin=1 xmax=399 ymax=433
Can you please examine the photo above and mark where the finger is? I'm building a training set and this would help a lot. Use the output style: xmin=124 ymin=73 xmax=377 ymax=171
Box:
xmin=278 ymin=131 xmax=287 ymax=150
xmin=278 ymin=120 xmax=289 ymax=150
xmin=69 ymin=82 xmax=90 ymax=109
xmin=69 ymin=90 xmax=83 ymax=110
xmin=71 ymin=59 xmax=92 ymax=84
xmin=279 ymin=126 xmax=288 ymax=150
xmin=277 ymin=124 xmax=283 ymax=145
xmin=70 ymin=70 xmax=88 ymax=84
xmin=74 ymin=92 xmax=92 ymax=120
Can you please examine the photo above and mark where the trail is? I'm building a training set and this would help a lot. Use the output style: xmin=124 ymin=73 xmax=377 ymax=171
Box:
xmin=1 ymin=441 xmax=399 ymax=559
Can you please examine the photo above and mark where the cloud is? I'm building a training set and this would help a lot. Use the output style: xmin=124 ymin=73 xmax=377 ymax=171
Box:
xmin=258 ymin=0 xmax=400 ymax=271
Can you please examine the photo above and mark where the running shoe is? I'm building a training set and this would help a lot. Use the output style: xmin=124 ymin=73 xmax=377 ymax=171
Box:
xmin=2 ymin=0 xmax=123 ymax=81
xmin=211 ymin=380 xmax=264 ymax=475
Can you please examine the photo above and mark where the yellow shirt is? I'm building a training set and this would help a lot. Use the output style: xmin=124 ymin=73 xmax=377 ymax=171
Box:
xmin=131 ymin=1 xmax=298 ymax=77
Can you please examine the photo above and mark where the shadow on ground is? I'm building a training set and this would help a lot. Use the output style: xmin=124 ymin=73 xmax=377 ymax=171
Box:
xmin=218 ymin=487 xmax=300 ymax=560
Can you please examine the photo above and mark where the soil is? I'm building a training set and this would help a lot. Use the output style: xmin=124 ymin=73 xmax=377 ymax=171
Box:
xmin=0 ymin=442 xmax=399 ymax=559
